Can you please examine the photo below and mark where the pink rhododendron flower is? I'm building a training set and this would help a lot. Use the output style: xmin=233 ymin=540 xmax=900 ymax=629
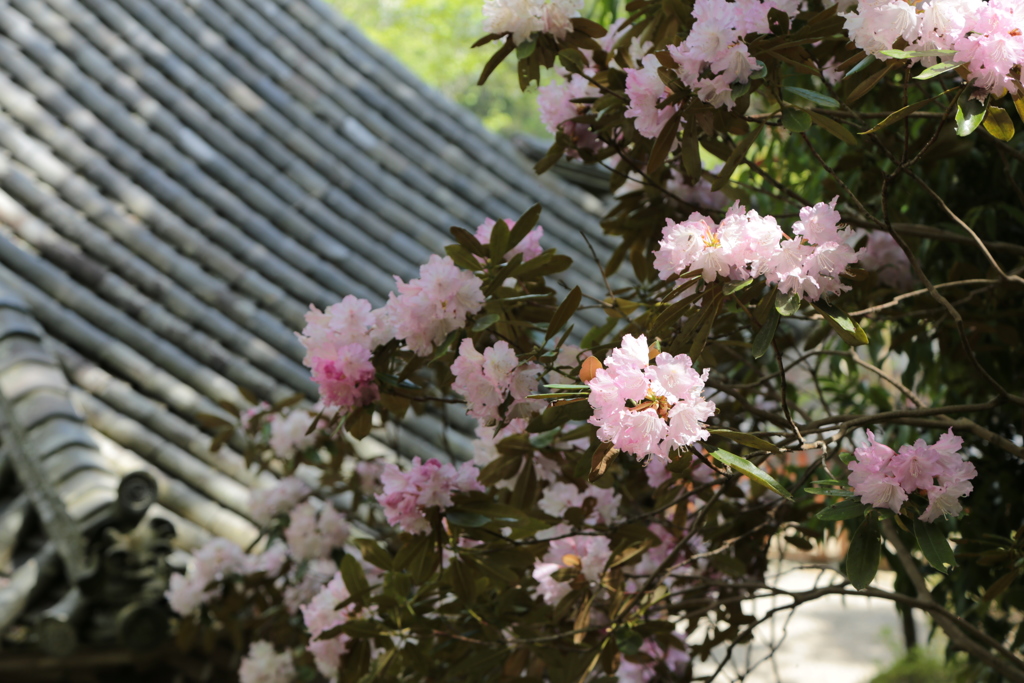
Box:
xmin=238 ymin=640 xmax=296 ymax=683
xmin=537 ymin=73 xmax=603 ymax=153
xmin=654 ymin=198 xmax=857 ymax=302
xmin=853 ymin=229 xmax=914 ymax=290
xmin=624 ymin=54 xmax=679 ymax=139
xmin=848 ymin=429 xmax=976 ymax=520
xmin=616 ymin=637 xmax=691 ymax=682
xmin=301 ymin=573 xmax=360 ymax=680
xmin=269 ymin=408 xmax=326 ymax=458
xmin=297 ymin=297 xmax=382 ymax=412
xmin=537 ymin=482 xmax=622 ymax=524
xmin=452 ymin=338 xmax=545 ymax=422
xmin=531 ymin=527 xmax=612 ymax=605
xmin=586 ymin=334 xmax=715 ymax=461
xmin=164 ymin=538 xmax=249 ymax=616
xmin=482 ymin=0 xmax=583 ymax=44
xmin=283 ymin=501 xmax=350 ymax=561
xmin=249 ymin=476 xmax=312 ymax=526
xmin=381 ymin=255 xmax=486 ymax=356
xmin=376 ymin=457 xmax=484 ymax=534
xmin=841 ymin=0 xmax=1024 ymax=97
xmin=283 ymin=559 xmax=336 ymax=614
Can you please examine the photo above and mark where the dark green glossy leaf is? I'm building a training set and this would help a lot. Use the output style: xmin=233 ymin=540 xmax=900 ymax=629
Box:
xmin=707 ymin=428 xmax=780 ymax=452
xmin=955 ymin=93 xmax=987 ymax=136
xmin=914 ymin=519 xmax=957 ymax=574
xmin=783 ymin=86 xmax=839 ymax=108
xmin=782 ymin=108 xmax=812 ymax=133
xmin=752 ymin=306 xmax=781 ymax=359
xmin=547 ymin=286 xmax=582 ymax=341
xmin=846 ymin=518 xmax=881 ymax=589
xmin=817 ymin=498 xmax=867 ymax=520
xmin=811 ymin=301 xmax=869 ymax=346
xmin=709 ymin=448 xmax=793 ymax=500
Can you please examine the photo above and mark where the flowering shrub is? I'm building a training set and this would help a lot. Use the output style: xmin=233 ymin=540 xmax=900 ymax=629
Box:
xmin=170 ymin=0 xmax=1024 ymax=680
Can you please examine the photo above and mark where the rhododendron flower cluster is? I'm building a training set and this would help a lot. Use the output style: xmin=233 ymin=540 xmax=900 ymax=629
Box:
xmin=376 ymin=457 xmax=485 ymax=534
xmin=301 ymin=572 xmax=362 ymax=680
xmin=298 ymin=253 xmax=487 ymax=408
xmin=531 ymin=531 xmax=613 ymax=605
xmin=249 ymin=476 xmax=312 ymax=526
xmin=851 ymin=229 xmax=915 ymax=290
xmin=451 ymin=338 xmax=544 ymax=422
xmin=474 ymin=218 xmax=545 ymax=262
xmin=537 ymin=481 xmax=621 ymax=524
xmin=842 ymin=0 xmax=1024 ymax=96
xmin=283 ymin=501 xmax=350 ymax=561
xmin=537 ymin=71 xmax=603 ymax=152
xmin=848 ymin=428 xmax=977 ymax=521
xmin=654 ymin=198 xmax=859 ymax=302
xmin=627 ymin=0 xmax=802 ymax=114
xmin=297 ymin=295 xmax=382 ymax=412
xmin=164 ymin=538 xmax=250 ymax=616
xmin=624 ymin=54 xmax=680 ymax=139
xmin=482 ymin=0 xmax=583 ymax=45
xmin=586 ymin=334 xmax=716 ymax=460
xmin=237 ymin=640 xmax=296 ymax=683
xmin=615 ymin=637 xmax=691 ymax=682
xmin=379 ymin=255 xmax=486 ymax=356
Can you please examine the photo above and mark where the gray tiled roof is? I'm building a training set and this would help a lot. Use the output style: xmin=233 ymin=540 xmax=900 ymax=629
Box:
xmin=0 ymin=0 xmax=614 ymax=655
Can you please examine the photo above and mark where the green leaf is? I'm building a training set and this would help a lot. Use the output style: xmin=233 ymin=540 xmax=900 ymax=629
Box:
xmin=472 ymin=313 xmax=502 ymax=331
xmin=982 ymin=105 xmax=1016 ymax=141
xmin=508 ymin=204 xmax=542 ymax=251
xmin=803 ymin=487 xmax=856 ymax=497
xmin=516 ymin=39 xmax=537 ymax=60
xmin=775 ymin=291 xmax=801 ymax=316
xmin=709 ymin=448 xmax=793 ymax=500
xmin=489 ymin=220 xmax=511 ymax=261
xmin=817 ymin=499 xmax=868 ymax=520
xmin=445 ymin=244 xmax=481 ymax=271
xmin=558 ymin=47 xmax=587 ymax=72
xmin=478 ymin=36 xmax=516 ymax=86
xmin=783 ymin=86 xmax=840 ymax=108
xmin=879 ymin=48 xmax=956 ymax=59
xmin=581 ymin=317 xmax=617 ymax=349
xmin=707 ymin=427 xmax=780 ymax=452
xmin=811 ymin=301 xmax=868 ymax=346
xmin=647 ymin=108 xmax=683 ymax=171
xmin=955 ymin=93 xmax=987 ymax=137
xmin=447 ymin=509 xmax=492 ymax=528
xmin=807 ymin=111 xmax=860 ymax=146
xmin=353 ymin=539 xmax=392 ymax=571
xmin=914 ymin=60 xmax=964 ymax=80
xmin=914 ymin=519 xmax=957 ymax=574
xmin=861 ymin=87 xmax=958 ymax=134
xmin=843 ymin=54 xmax=875 ymax=80
xmin=752 ymin=306 xmax=781 ymax=359
xmin=340 ymin=554 xmax=371 ymax=601
xmin=847 ymin=60 xmax=899 ymax=104
xmin=450 ymin=226 xmax=487 ymax=256
xmin=782 ymin=108 xmax=812 ymax=133
xmin=846 ymin=518 xmax=881 ymax=589
xmin=724 ymin=278 xmax=755 ymax=295
xmin=712 ymin=123 xmax=764 ymax=191
xmin=546 ymin=286 xmax=582 ymax=341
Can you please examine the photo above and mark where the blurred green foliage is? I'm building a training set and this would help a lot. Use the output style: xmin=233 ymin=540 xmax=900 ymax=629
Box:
xmin=327 ymin=0 xmax=547 ymax=135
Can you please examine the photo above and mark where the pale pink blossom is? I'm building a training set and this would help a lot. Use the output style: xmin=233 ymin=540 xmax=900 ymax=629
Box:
xmin=250 ymin=476 xmax=312 ymax=527
xmin=238 ymin=641 xmax=296 ymax=683
xmin=537 ymin=73 xmax=602 ymax=153
xmin=537 ymin=482 xmax=621 ymax=524
xmin=376 ymin=457 xmax=484 ymax=534
xmin=848 ymin=428 xmax=975 ymax=520
xmin=284 ymin=502 xmax=350 ymax=561
xmin=624 ymin=54 xmax=679 ymax=139
xmin=164 ymin=538 xmax=249 ymax=615
xmin=482 ymin=0 xmax=583 ymax=44
xmin=531 ymin=528 xmax=612 ymax=605
xmin=616 ymin=637 xmax=690 ymax=682
xmin=283 ymin=559 xmax=336 ymax=614
xmin=301 ymin=573 xmax=357 ymax=679
xmin=452 ymin=338 xmax=544 ymax=423
xmin=382 ymin=255 xmax=486 ymax=356
xmin=586 ymin=334 xmax=715 ymax=461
